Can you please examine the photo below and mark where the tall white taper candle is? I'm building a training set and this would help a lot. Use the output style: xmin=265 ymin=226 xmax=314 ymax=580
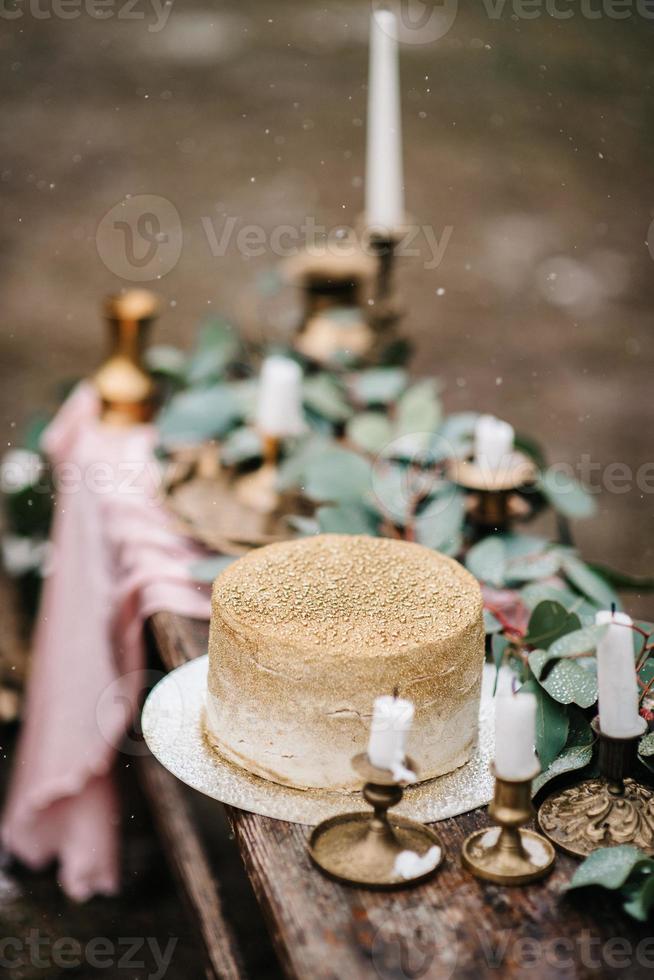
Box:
xmin=494 ymin=692 xmax=539 ymax=780
xmin=596 ymin=610 xmax=646 ymax=739
xmin=365 ymin=10 xmax=405 ymax=232
xmin=256 ymin=356 xmax=305 ymax=439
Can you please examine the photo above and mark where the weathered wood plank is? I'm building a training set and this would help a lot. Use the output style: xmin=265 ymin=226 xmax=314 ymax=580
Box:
xmin=150 ymin=612 xmax=654 ymax=980
xmin=137 ymin=752 xmax=246 ymax=980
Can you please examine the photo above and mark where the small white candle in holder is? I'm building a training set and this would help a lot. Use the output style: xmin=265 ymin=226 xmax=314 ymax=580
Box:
xmin=368 ymin=694 xmax=414 ymax=774
xmin=494 ymin=692 xmax=539 ymax=781
xmin=596 ymin=610 xmax=646 ymax=739
xmin=256 ymin=356 xmax=306 ymax=439
xmin=365 ymin=9 xmax=405 ymax=233
xmin=474 ymin=415 xmax=515 ymax=471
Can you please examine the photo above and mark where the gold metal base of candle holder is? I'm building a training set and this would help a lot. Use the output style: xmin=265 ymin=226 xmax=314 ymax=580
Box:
xmin=448 ymin=453 xmax=538 ymax=532
xmin=462 ymin=771 xmax=555 ymax=885
xmin=537 ymin=727 xmax=654 ymax=858
xmin=232 ymin=436 xmax=282 ymax=515
xmin=308 ymin=754 xmax=443 ymax=889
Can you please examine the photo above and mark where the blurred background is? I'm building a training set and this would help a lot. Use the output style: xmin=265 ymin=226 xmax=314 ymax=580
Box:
xmin=1 ymin=1 xmax=653 ymax=976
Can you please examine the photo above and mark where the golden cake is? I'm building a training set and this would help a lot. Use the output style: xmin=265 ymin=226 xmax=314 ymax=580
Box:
xmin=205 ymin=534 xmax=485 ymax=791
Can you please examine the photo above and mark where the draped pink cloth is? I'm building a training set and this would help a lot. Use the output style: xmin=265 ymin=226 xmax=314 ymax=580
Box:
xmin=1 ymin=383 xmax=210 ymax=901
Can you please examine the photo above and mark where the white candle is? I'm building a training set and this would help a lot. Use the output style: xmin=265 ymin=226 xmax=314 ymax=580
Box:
xmin=256 ymin=356 xmax=305 ymax=439
xmin=596 ymin=610 xmax=646 ymax=738
xmin=368 ymin=694 xmax=414 ymax=777
xmin=474 ymin=415 xmax=515 ymax=471
xmin=494 ymin=692 xmax=539 ymax=780
xmin=365 ymin=10 xmax=405 ymax=233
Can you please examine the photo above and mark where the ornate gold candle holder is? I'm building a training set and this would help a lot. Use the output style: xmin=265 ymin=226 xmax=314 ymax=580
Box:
xmin=308 ymin=753 xmax=443 ymax=889
xmin=537 ymin=723 xmax=654 ymax=858
xmin=95 ymin=289 xmax=160 ymax=425
xmin=462 ymin=766 xmax=555 ymax=885
xmin=447 ymin=453 xmax=538 ymax=533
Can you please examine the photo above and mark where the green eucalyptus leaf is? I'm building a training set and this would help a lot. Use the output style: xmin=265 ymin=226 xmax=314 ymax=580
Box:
xmin=276 ymin=435 xmax=331 ymax=492
xmin=144 ymin=345 xmax=187 ymax=380
xmin=504 ymin=549 xmax=562 ymax=584
xmin=189 ymin=554 xmax=237 ymax=583
xmin=367 ymin=464 xmax=414 ymax=524
xmin=220 ymin=427 xmax=263 ymax=467
xmin=623 ymin=873 xmax=654 ymax=922
xmin=532 ymin=743 xmax=594 ymax=795
xmin=529 ymin=649 xmax=598 ymax=708
xmin=465 ymin=537 xmax=507 ymax=588
xmin=157 ymin=385 xmax=241 ymax=445
xmin=229 ymin=379 xmax=259 ymax=422
xmin=561 ymin=553 xmax=621 ymax=610
xmin=302 ymin=448 xmax=371 ymax=503
xmin=587 ymin=563 xmax=654 ymax=594
xmin=565 ymin=846 xmax=652 ymax=893
xmin=316 ymin=503 xmax=378 ymax=536
xmin=349 ymin=368 xmax=407 ymax=405
xmin=548 ymin=623 xmax=608 ymax=660
xmin=500 ymin=534 xmax=550 ymax=558
xmin=285 ymin=514 xmax=319 ymax=536
xmin=414 ymin=491 xmax=465 ymax=556
xmin=538 ymin=469 xmax=597 ymax=519
xmin=346 ymin=412 xmax=393 ymax=455
xmin=524 ymin=600 xmax=581 ymax=649
xmin=521 ymin=679 xmax=570 ymax=770
xmin=437 ymin=412 xmax=478 ymax=456
xmin=186 ymin=319 xmax=239 ymax=384
xmin=514 ymin=432 xmax=547 ymax=470
xmin=520 ymin=582 xmax=600 ymax=626
xmin=395 ymin=379 xmax=442 ymax=440
xmin=303 ymin=374 xmax=353 ymax=423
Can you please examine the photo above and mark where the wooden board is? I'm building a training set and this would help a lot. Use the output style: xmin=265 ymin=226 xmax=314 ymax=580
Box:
xmin=149 ymin=612 xmax=654 ymax=980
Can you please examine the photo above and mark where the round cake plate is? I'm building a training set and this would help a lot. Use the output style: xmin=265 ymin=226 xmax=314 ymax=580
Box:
xmin=141 ymin=658 xmax=501 ymax=825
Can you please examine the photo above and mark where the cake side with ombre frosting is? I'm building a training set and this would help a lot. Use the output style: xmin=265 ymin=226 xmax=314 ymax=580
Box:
xmin=205 ymin=534 xmax=484 ymax=791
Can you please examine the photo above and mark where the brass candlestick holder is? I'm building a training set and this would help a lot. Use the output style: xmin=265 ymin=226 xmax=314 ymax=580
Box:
xmin=233 ymin=435 xmax=282 ymax=514
xmin=95 ymin=289 xmax=160 ymax=425
xmin=448 ymin=453 xmax=538 ymax=534
xmin=308 ymin=753 xmax=443 ymax=889
xmin=462 ymin=766 xmax=555 ymax=885
xmin=284 ymin=246 xmax=376 ymax=366
xmin=537 ymin=721 xmax=654 ymax=858
xmin=366 ymin=229 xmax=403 ymax=342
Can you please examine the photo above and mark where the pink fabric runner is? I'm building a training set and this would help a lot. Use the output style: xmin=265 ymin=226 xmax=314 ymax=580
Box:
xmin=1 ymin=383 xmax=210 ymax=901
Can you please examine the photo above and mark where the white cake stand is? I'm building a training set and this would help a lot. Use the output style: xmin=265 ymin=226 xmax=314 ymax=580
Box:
xmin=141 ymin=658 xmax=500 ymax=825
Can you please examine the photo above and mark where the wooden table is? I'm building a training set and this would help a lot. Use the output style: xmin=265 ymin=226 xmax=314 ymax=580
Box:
xmin=143 ymin=612 xmax=654 ymax=980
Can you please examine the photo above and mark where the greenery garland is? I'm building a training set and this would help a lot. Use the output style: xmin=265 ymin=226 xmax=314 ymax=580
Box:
xmin=3 ymin=316 xmax=654 ymax=798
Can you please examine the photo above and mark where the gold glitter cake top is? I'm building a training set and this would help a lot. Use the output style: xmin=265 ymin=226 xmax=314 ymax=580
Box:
xmin=212 ymin=534 xmax=482 ymax=657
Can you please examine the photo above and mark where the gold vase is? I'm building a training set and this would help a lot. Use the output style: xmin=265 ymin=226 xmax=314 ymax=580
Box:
xmin=95 ymin=289 xmax=160 ymax=425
